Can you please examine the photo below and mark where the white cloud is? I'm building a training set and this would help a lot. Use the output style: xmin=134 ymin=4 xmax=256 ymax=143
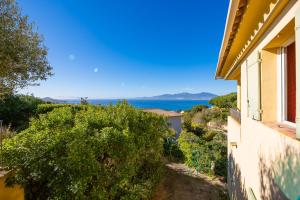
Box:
xmin=68 ymin=54 xmax=75 ymax=61
xmin=94 ymin=68 xmax=98 ymax=73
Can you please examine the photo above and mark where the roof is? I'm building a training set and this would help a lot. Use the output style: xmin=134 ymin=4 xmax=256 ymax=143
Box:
xmin=143 ymin=109 xmax=182 ymax=117
xmin=216 ymin=0 xmax=291 ymax=80
xmin=216 ymin=0 xmax=247 ymax=79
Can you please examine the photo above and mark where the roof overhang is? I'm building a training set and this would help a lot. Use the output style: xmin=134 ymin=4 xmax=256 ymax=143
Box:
xmin=215 ymin=0 xmax=247 ymax=79
xmin=216 ymin=0 xmax=291 ymax=80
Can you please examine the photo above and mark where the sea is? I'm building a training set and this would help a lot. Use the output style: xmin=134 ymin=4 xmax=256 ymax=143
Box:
xmin=64 ymin=99 xmax=211 ymax=111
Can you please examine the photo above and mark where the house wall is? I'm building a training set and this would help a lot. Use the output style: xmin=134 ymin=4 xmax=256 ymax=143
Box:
xmin=0 ymin=173 xmax=24 ymax=200
xmin=228 ymin=1 xmax=300 ymax=199
xmin=228 ymin=116 xmax=300 ymax=200
xmin=261 ymin=49 xmax=278 ymax=122
xmin=167 ymin=116 xmax=182 ymax=137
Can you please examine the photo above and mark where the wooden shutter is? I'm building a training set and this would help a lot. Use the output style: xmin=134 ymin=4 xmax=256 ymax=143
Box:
xmin=247 ymin=51 xmax=261 ymax=120
xmin=287 ymin=42 xmax=296 ymax=123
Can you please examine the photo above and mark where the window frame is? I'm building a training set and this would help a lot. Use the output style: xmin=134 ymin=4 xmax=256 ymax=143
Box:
xmin=277 ymin=36 xmax=296 ymax=127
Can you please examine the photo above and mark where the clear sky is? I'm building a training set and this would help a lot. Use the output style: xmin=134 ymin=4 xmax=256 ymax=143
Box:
xmin=18 ymin=0 xmax=236 ymax=99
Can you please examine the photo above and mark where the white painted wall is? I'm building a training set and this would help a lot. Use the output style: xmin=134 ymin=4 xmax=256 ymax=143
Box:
xmin=167 ymin=116 xmax=182 ymax=137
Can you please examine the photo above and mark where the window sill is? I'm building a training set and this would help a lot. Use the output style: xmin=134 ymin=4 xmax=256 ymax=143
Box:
xmin=262 ymin=121 xmax=297 ymax=140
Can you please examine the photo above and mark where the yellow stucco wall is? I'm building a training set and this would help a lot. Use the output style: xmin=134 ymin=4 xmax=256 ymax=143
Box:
xmin=261 ymin=49 xmax=277 ymax=122
xmin=227 ymin=10 xmax=300 ymax=197
xmin=228 ymin=115 xmax=300 ymax=200
xmin=224 ymin=0 xmax=300 ymax=199
xmin=0 ymin=174 xmax=24 ymax=200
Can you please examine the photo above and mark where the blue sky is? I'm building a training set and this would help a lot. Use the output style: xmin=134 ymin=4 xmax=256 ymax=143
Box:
xmin=19 ymin=0 xmax=235 ymax=99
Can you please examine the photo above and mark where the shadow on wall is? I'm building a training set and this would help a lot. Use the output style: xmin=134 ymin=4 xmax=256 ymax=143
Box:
xmin=228 ymin=152 xmax=248 ymax=200
xmin=228 ymin=142 xmax=300 ymax=200
xmin=259 ymin=145 xmax=300 ymax=200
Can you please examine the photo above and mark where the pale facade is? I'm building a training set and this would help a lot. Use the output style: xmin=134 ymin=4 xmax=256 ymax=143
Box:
xmin=216 ymin=0 xmax=300 ymax=199
xmin=143 ymin=109 xmax=182 ymax=136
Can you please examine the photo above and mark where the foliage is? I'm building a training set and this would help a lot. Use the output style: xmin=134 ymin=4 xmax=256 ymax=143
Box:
xmin=209 ymin=92 xmax=237 ymax=109
xmin=184 ymin=105 xmax=208 ymax=124
xmin=0 ymin=125 xmax=15 ymax=143
xmin=183 ymin=105 xmax=229 ymax=132
xmin=179 ymin=100 xmax=231 ymax=178
xmin=163 ymin=137 xmax=183 ymax=160
xmin=0 ymin=0 xmax=52 ymax=95
xmin=0 ymin=94 xmax=44 ymax=131
xmin=177 ymin=131 xmax=202 ymax=166
xmin=178 ymin=131 xmax=227 ymax=177
xmin=36 ymin=103 xmax=88 ymax=115
xmin=1 ymin=102 xmax=168 ymax=199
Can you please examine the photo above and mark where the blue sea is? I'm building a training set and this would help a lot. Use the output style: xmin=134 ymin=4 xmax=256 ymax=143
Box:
xmin=65 ymin=99 xmax=211 ymax=111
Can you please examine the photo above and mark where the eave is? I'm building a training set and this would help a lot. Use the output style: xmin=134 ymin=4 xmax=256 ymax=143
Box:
xmin=216 ymin=0 xmax=291 ymax=80
xmin=215 ymin=0 xmax=247 ymax=79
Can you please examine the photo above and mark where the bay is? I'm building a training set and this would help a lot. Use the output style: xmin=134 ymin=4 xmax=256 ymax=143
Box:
xmin=64 ymin=99 xmax=211 ymax=111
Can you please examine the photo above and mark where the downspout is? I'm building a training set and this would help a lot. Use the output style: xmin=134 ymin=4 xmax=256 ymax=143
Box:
xmin=296 ymin=10 xmax=300 ymax=139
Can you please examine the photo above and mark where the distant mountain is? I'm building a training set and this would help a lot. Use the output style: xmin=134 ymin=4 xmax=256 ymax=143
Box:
xmin=137 ymin=92 xmax=217 ymax=100
xmin=42 ymin=97 xmax=67 ymax=104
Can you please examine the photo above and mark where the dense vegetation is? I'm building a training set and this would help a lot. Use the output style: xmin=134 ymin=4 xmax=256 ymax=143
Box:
xmin=171 ymin=93 xmax=237 ymax=178
xmin=163 ymin=137 xmax=184 ymax=160
xmin=209 ymin=92 xmax=237 ymax=109
xmin=183 ymin=104 xmax=228 ymax=132
xmin=36 ymin=103 xmax=86 ymax=115
xmin=0 ymin=95 xmax=91 ymax=132
xmin=0 ymin=94 xmax=44 ymax=131
xmin=1 ymin=102 xmax=169 ymax=199
xmin=178 ymin=131 xmax=227 ymax=177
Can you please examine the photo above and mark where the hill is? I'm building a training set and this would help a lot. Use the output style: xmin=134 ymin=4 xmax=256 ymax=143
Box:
xmin=138 ymin=92 xmax=217 ymax=100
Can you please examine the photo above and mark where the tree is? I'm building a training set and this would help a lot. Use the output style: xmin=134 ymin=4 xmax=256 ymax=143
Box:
xmin=0 ymin=0 xmax=52 ymax=96
xmin=1 ymin=102 xmax=168 ymax=199
xmin=0 ymin=94 xmax=44 ymax=131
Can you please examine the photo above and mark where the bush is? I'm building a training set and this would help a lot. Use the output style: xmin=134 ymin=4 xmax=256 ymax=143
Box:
xmin=177 ymin=131 xmax=202 ymax=166
xmin=1 ymin=102 xmax=168 ymax=199
xmin=36 ymin=103 xmax=88 ymax=115
xmin=0 ymin=95 xmax=44 ymax=131
xmin=209 ymin=92 xmax=237 ymax=109
xmin=178 ymin=131 xmax=227 ymax=177
xmin=163 ymin=137 xmax=183 ymax=160
xmin=0 ymin=125 xmax=15 ymax=143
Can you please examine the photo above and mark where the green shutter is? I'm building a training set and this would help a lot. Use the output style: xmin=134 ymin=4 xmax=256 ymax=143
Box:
xmin=246 ymin=51 xmax=261 ymax=120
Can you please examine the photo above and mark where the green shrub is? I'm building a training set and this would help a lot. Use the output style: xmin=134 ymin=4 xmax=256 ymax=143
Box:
xmin=209 ymin=92 xmax=237 ymax=109
xmin=177 ymin=131 xmax=202 ymax=166
xmin=163 ymin=137 xmax=184 ymax=160
xmin=178 ymin=131 xmax=227 ymax=177
xmin=1 ymin=102 xmax=168 ymax=199
xmin=0 ymin=125 xmax=15 ymax=143
xmin=36 ymin=103 xmax=89 ymax=115
xmin=0 ymin=95 xmax=44 ymax=131
xmin=202 ymin=130 xmax=219 ymax=141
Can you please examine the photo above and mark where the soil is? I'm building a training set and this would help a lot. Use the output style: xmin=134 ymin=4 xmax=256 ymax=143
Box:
xmin=152 ymin=162 xmax=228 ymax=200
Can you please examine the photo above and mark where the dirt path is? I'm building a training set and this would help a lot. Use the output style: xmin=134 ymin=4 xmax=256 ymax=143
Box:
xmin=152 ymin=162 xmax=228 ymax=200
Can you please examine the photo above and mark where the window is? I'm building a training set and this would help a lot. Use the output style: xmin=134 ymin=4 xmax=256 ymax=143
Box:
xmin=277 ymin=40 xmax=296 ymax=125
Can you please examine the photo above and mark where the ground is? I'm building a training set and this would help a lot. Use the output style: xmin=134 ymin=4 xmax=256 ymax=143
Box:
xmin=152 ymin=162 xmax=228 ymax=200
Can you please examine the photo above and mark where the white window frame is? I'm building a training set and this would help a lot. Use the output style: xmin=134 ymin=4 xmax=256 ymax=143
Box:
xmin=277 ymin=36 xmax=296 ymax=127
